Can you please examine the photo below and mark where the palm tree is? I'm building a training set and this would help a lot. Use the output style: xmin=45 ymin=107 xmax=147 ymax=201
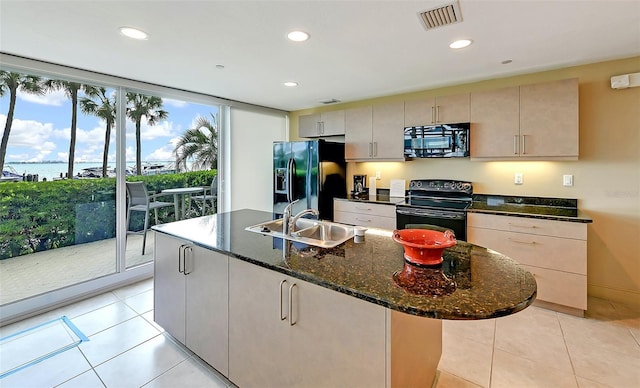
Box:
xmin=0 ymin=71 xmax=45 ymax=173
xmin=79 ymin=87 xmax=116 ymax=177
xmin=174 ymin=113 xmax=218 ymax=171
xmin=126 ymin=93 xmax=168 ymax=175
xmin=44 ymin=79 xmax=83 ymax=179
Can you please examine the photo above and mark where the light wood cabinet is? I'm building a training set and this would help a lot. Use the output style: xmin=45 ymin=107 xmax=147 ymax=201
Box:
xmin=404 ymin=93 xmax=470 ymax=127
xmin=154 ymin=234 xmax=229 ymax=375
xmin=228 ymin=258 xmax=387 ymax=388
xmin=333 ymin=199 xmax=396 ymax=229
xmin=470 ymin=78 xmax=579 ymax=159
xmin=467 ymin=213 xmax=587 ymax=315
xmin=345 ymin=102 xmax=404 ymax=161
xmin=299 ymin=110 xmax=345 ymax=137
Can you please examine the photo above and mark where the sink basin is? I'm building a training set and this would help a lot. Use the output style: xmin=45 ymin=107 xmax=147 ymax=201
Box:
xmin=245 ymin=219 xmax=354 ymax=248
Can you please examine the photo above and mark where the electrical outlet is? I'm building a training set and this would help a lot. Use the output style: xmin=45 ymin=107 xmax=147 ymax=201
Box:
xmin=563 ymin=174 xmax=574 ymax=187
xmin=514 ymin=173 xmax=523 ymax=185
xmin=375 ymin=171 xmax=381 ymax=180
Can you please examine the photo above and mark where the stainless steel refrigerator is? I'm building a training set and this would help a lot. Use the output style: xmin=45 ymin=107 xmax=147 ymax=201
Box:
xmin=273 ymin=140 xmax=347 ymax=221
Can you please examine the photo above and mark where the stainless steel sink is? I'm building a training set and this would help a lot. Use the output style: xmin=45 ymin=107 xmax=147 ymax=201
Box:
xmin=245 ymin=219 xmax=354 ymax=248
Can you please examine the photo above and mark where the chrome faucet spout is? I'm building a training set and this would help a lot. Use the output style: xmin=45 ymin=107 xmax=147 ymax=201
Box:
xmin=289 ymin=208 xmax=320 ymax=234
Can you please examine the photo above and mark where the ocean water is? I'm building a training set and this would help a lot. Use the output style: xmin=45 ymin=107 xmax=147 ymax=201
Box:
xmin=5 ymin=162 xmax=173 ymax=181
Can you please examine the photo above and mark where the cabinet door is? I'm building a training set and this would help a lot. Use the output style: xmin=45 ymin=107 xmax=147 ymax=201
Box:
xmin=320 ymin=110 xmax=346 ymax=136
xmin=470 ymin=86 xmax=520 ymax=158
xmin=186 ymin=247 xmax=229 ymax=376
xmin=153 ymin=234 xmax=186 ymax=344
xmin=435 ymin=93 xmax=470 ymax=124
xmin=404 ymin=97 xmax=434 ymax=126
xmin=345 ymin=106 xmax=373 ymax=160
xmin=289 ymin=277 xmax=386 ymax=387
xmin=372 ymin=101 xmax=405 ymax=160
xmin=298 ymin=113 xmax=321 ymax=137
xmin=520 ymin=78 xmax=579 ymax=157
xmin=228 ymin=259 xmax=293 ymax=387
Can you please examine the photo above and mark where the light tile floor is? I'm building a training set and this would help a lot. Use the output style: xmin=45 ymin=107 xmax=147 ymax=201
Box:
xmin=1 ymin=278 xmax=639 ymax=387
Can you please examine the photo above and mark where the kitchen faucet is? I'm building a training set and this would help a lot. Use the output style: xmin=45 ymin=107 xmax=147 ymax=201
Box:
xmin=282 ymin=199 xmax=299 ymax=236
xmin=289 ymin=208 xmax=320 ymax=234
xmin=282 ymin=199 xmax=319 ymax=236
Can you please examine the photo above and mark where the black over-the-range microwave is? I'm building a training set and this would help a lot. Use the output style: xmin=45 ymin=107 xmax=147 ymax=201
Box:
xmin=403 ymin=122 xmax=470 ymax=158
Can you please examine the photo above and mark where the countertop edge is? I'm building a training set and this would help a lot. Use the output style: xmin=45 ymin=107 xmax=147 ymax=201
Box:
xmin=467 ymin=208 xmax=593 ymax=223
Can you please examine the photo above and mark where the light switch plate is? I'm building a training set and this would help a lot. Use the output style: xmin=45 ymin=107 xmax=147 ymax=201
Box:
xmin=563 ymin=174 xmax=574 ymax=187
xmin=514 ymin=173 xmax=523 ymax=185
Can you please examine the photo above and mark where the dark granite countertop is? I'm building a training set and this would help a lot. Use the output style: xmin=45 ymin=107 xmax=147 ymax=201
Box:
xmin=470 ymin=194 xmax=592 ymax=223
xmin=153 ymin=209 xmax=536 ymax=320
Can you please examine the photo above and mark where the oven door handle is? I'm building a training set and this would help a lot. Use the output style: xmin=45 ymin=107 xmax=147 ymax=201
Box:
xmin=396 ymin=206 xmax=466 ymax=220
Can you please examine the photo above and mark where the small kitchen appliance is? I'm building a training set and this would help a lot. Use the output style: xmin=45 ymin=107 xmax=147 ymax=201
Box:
xmin=396 ymin=179 xmax=473 ymax=240
xmin=352 ymin=174 xmax=368 ymax=197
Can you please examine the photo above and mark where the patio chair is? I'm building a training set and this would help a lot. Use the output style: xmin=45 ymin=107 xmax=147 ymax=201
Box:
xmin=191 ymin=176 xmax=218 ymax=215
xmin=126 ymin=181 xmax=174 ymax=254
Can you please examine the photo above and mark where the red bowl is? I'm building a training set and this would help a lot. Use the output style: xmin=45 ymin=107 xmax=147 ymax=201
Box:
xmin=392 ymin=229 xmax=457 ymax=265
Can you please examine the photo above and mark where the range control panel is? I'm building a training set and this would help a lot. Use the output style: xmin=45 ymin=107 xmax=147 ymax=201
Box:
xmin=408 ymin=179 xmax=473 ymax=195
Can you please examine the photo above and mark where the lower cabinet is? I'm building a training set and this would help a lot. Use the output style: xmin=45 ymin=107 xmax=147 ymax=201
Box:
xmin=333 ymin=199 xmax=397 ymax=229
xmin=228 ymin=258 xmax=386 ymax=388
xmin=467 ymin=213 xmax=587 ymax=315
xmin=154 ymin=234 xmax=229 ymax=375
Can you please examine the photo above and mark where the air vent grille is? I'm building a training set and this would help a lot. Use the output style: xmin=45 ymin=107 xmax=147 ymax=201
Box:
xmin=418 ymin=1 xmax=462 ymax=30
xmin=320 ymin=99 xmax=341 ymax=105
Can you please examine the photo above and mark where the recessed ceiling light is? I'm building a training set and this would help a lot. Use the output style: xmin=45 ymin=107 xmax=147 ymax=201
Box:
xmin=501 ymin=59 xmax=513 ymax=65
xmin=215 ymin=64 xmax=225 ymax=69
xmin=120 ymin=27 xmax=148 ymax=40
xmin=449 ymin=39 xmax=472 ymax=49
xmin=287 ymin=31 xmax=310 ymax=42
xmin=284 ymin=82 xmax=299 ymax=87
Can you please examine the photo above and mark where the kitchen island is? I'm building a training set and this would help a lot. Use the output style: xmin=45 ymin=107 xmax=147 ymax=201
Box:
xmin=152 ymin=209 xmax=536 ymax=387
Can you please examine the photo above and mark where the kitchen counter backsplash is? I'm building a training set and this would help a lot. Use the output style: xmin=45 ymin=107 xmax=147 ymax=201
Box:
xmin=471 ymin=194 xmax=592 ymax=222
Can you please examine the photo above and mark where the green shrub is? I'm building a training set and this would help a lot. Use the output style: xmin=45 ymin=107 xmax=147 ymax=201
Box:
xmin=0 ymin=170 xmax=216 ymax=260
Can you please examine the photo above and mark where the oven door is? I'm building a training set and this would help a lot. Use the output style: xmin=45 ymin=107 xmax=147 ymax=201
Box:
xmin=396 ymin=205 xmax=467 ymax=241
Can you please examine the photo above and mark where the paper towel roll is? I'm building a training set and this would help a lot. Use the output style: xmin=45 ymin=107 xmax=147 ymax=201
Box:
xmin=369 ymin=177 xmax=377 ymax=199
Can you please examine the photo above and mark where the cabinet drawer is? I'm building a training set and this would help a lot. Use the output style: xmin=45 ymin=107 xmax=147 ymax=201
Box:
xmin=334 ymin=200 xmax=396 ymax=218
xmin=334 ymin=211 xmax=396 ymax=230
xmin=467 ymin=227 xmax=586 ymax=274
xmin=467 ymin=213 xmax=586 ymax=240
xmin=522 ymin=265 xmax=587 ymax=310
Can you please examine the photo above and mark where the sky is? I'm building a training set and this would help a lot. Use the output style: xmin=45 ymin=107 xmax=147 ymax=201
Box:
xmin=0 ymin=87 xmax=218 ymax=164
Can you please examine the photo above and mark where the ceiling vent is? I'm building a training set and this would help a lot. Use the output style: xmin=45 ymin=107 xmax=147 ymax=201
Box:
xmin=418 ymin=1 xmax=463 ymax=30
xmin=320 ymin=99 xmax=341 ymax=105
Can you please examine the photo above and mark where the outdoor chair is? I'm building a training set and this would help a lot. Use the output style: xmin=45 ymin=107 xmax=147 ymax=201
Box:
xmin=126 ymin=181 xmax=174 ymax=254
xmin=191 ymin=176 xmax=218 ymax=215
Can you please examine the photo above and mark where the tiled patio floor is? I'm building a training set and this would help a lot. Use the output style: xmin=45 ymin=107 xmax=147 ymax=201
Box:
xmin=0 ymin=232 xmax=154 ymax=305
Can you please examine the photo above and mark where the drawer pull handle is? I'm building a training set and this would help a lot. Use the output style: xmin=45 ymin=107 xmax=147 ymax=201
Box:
xmin=356 ymin=218 xmax=372 ymax=223
xmin=508 ymin=223 xmax=537 ymax=229
xmin=509 ymin=238 xmax=537 ymax=245
xmin=279 ymin=280 xmax=288 ymax=321
xmin=289 ymin=283 xmax=298 ymax=326
xmin=355 ymin=207 xmax=372 ymax=211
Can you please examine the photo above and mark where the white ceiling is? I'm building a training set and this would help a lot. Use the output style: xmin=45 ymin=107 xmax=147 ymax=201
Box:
xmin=1 ymin=0 xmax=639 ymax=111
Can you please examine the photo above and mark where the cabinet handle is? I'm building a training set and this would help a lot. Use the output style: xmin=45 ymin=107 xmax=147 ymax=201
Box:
xmin=356 ymin=217 xmax=372 ymax=223
xmin=178 ymin=244 xmax=187 ymax=273
xmin=521 ymin=135 xmax=527 ymax=154
xmin=279 ymin=280 xmax=288 ymax=321
xmin=369 ymin=142 xmax=373 ymax=157
xmin=436 ymin=105 xmax=441 ymax=123
xmin=183 ymin=246 xmax=193 ymax=275
xmin=431 ymin=106 xmax=436 ymax=124
xmin=513 ymin=135 xmax=519 ymax=155
xmin=289 ymin=283 xmax=298 ymax=326
xmin=509 ymin=238 xmax=537 ymax=245
xmin=355 ymin=206 xmax=372 ymax=211
xmin=508 ymin=222 xmax=538 ymax=229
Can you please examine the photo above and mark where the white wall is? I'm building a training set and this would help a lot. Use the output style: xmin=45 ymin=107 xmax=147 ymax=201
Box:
xmin=227 ymin=108 xmax=287 ymax=212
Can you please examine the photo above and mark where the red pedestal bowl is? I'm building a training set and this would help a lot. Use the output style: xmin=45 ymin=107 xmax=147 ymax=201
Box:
xmin=392 ymin=229 xmax=457 ymax=266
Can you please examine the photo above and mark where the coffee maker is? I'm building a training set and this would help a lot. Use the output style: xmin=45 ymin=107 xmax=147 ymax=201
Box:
xmin=352 ymin=175 xmax=368 ymax=198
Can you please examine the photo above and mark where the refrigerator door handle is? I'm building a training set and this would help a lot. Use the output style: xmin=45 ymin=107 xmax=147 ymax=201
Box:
xmin=287 ymin=158 xmax=295 ymax=202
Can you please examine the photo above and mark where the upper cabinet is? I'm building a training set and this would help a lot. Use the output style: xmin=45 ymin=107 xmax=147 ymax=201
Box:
xmin=404 ymin=93 xmax=470 ymax=127
xmin=470 ymin=78 xmax=579 ymax=160
xmin=345 ymin=102 xmax=404 ymax=161
xmin=299 ymin=110 xmax=345 ymax=137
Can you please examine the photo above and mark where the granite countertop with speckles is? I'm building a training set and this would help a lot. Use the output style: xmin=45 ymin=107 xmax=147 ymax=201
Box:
xmin=470 ymin=194 xmax=593 ymax=222
xmin=153 ymin=209 xmax=537 ymax=320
